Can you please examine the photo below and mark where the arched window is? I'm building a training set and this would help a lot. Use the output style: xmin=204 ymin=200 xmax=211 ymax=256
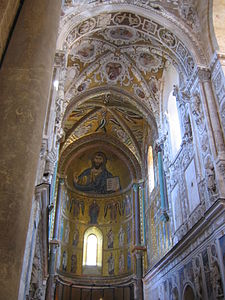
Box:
xmin=147 ymin=146 xmax=155 ymax=193
xmin=167 ymin=91 xmax=182 ymax=156
xmin=83 ymin=227 xmax=103 ymax=274
xmin=86 ymin=234 xmax=97 ymax=266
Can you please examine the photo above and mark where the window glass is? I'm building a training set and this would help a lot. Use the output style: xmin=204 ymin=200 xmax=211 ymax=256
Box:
xmin=148 ymin=146 xmax=154 ymax=193
xmin=86 ymin=234 xmax=97 ymax=266
xmin=167 ymin=91 xmax=182 ymax=156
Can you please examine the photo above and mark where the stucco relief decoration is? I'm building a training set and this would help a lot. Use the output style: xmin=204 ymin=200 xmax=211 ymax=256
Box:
xmin=220 ymin=102 xmax=225 ymax=134
xmin=98 ymin=56 xmax=130 ymax=85
xmin=149 ymin=77 xmax=160 ymax=100
xmin=178 ymin=1 xmax=200 ymax=32
xmin=75 ymin=42 xmax=96 ymax=62
xmin=66 ymin=66 xmax=79 ymax=81
xmin=106 ymin=26 xmax=138 ymax=44
xmin=137 ymin=50 xmax=163 ymax=74
xmin=105 ymin=61 xmax=123 ymax=82
xmin=113 ymin=12 xmax=141 ymax=28
xmin=190 ymin=91 xmax=210 ymax=158
xmin=134 ymin=85 xmax=146 ymax=100
xmin=191 ymin=93 xmax=205 ymax=134
xmin=63 ymin=11 xmax=195 ymax=84
xmin=184 ymin=56 xmax=195 ymax=76
xmin=78 ymin=18 xmax=96 ymax=35
xmin=204 ymin=155 xmax=217 ymax=198
xmin=158 ymin=28 xmax=176 ymax=48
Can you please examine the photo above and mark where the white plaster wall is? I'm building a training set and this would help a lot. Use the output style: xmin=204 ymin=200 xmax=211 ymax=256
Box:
xmin=162 ymin=63 xmax=179 ymax=113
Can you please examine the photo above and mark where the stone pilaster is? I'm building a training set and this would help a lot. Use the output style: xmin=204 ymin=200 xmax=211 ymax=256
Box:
xmin=0 ymin=0 xmax=61 ymax=299
xmin=198 ymin=68 xmax=225 ymax=197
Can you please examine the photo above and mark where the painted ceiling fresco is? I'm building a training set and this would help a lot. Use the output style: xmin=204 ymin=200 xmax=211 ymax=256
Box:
xmin=64 ymin=26 xmax=165 ymax=116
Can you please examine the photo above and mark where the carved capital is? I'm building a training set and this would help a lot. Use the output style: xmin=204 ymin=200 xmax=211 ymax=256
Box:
xmin=197 ymin=68 xmax=211 ymax=82
xmin=133 ymin=180 xmax=144 ymax=191
xmin=54 ymin=50 xmax=66 ymax=68
xmin=58 ymin=177 xmax=66 ymax=185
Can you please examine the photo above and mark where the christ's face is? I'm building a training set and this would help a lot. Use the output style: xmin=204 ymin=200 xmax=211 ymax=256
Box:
xmin=93 ymin=154 xmax=104 ymax=169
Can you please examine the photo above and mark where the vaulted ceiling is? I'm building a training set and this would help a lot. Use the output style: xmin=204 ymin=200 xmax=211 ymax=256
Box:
xmin=58 ymin=0 xmax=205 ymax=169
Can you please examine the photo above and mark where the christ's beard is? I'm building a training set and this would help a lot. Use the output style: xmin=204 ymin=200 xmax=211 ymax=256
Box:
xmin=94 ymin=163 xmax=102 ymax=169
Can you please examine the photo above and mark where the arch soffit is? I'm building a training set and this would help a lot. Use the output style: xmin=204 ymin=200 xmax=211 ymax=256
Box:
xmin=209 ymin=0 xmax=225 ymax=54
xmin=57 ymin=4 xmax=207 ymax=67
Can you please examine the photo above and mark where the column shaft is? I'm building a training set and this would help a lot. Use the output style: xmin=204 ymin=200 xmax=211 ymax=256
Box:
xmin=158 ymin=150 xmax=166 ymax=210
xmin=0 ymin=0 xmax=61 ymax=299
xmin=53 ymin=178 xmax=64 ymax=240
xmin=133 ymin=184 xmax=141 ymax=246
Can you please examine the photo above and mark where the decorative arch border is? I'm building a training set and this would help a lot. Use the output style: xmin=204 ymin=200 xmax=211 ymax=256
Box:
xmin=58 ymin=3 xmax=206 ymax=67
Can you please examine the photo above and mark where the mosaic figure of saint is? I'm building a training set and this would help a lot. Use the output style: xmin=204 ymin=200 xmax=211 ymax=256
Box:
xmin=62 ymin=251 xmax=67 ymax=271
xmin=73 ymin=152 xmax=114 ymax=194
xmin=119 ymin=251 xmax=124 ymax=273
xmin=70 ymin=254 xmax=77 ymax=273
xmin=89 ymin=201 xmax=100 ymax=224
xmin=72 ymin=229 xmax=79 ymax=247
xmin=118 ymin=226 xmax=124 ymax=248
xmin=64 ymin=222 xmax=70 ymax=244
xmin=107 ymin=228 xmax=114 ymax=249
xmin=108 ymin=253 xmax=115 ymax=275
xmin=125 ymin=194 xmax=132 ymax=216
xmin=127 ymin=251 xmax=131 ymax=271
xmin=127 ymin=222 xmax=131 ymax=244
xmin=104 ymin=201 xmax=121 ymax=222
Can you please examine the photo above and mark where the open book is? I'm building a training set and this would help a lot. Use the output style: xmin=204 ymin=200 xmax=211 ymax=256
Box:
xmin=106 ymin=177 xmax=120 ymax=192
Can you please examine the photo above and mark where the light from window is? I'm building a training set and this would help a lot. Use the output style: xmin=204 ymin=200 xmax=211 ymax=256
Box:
xmin=167 ymin=91 xmax=182 ymax=156
xmin=148 ymin=146 xmax=155 ymax=193
xmin=86 ymin=234 xmax=97 ymax=266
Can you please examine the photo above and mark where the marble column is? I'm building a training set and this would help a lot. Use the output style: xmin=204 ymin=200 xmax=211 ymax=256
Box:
xmin=133 ymin=182 xmax=145 ymax=300
xmin=46 ymin=177 xmax=64 ymax=300
xmin=0 ymin=0 xmax=61 ymax=299
xmin=133 ymin=183 xmax=141 ymax=246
